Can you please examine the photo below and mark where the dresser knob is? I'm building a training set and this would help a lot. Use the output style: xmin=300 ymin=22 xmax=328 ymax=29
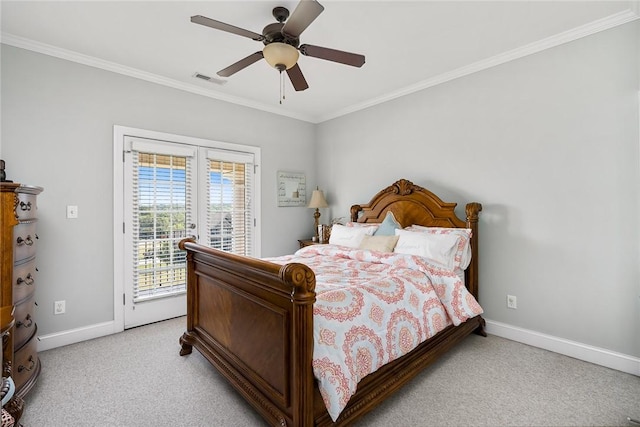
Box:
xmin=18 ymin=356 xmax=35 ymax=373
xmin=16 ymin=314 xmax=33 ymax=328
xmin=16 ymin=235 xmax=34 ymax=246
xmin=16 ymin=273 xmax=34 ymax=286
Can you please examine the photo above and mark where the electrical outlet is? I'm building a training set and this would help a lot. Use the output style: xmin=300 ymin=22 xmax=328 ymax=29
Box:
xmin=54 ymin=300 xmax=66 ymax=315
xmin=507 ymin=294 xmax=517 ymax=309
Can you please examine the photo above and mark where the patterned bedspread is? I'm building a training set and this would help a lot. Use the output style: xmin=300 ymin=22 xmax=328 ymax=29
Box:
xmin=266 ymin=245 xmax=483 ymax=421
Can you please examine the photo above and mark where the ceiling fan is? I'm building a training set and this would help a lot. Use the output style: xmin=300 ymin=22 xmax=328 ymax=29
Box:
xmin=191 ymin=0 xmax=365 ymax=94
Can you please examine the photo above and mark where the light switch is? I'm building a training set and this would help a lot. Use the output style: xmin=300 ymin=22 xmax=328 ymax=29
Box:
xmin=66 ymin=205 xmax=78 ymax=219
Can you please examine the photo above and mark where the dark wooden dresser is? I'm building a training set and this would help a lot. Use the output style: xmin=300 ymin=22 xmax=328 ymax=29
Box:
xmin=1 ymin=182 xmax=43 ymax=401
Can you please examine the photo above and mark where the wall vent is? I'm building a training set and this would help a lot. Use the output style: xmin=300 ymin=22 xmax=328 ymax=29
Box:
xmin=193 ymin=72 xmax=226 ymax=85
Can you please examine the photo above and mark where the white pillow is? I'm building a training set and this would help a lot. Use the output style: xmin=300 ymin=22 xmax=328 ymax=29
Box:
xmin=394 ymin=229 xmax=460 ymax=269
xmin=345 ymin=222 xmax=380 ymax=232
xmin=329 ymin=224 xmax=376 ymax=248
xmin=405 ymin=226 xmax=472 ymax=270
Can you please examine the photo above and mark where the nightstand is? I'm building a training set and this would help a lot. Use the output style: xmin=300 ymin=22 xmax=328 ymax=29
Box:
xmin=298 ymin=239 xmax=326 ymax=248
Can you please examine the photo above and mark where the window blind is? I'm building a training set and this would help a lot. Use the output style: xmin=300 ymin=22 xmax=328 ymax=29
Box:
xmin=131 ymin=150 xmax=193 ymax=302
xmin=206 ymin=149 xmax=254 ymax=256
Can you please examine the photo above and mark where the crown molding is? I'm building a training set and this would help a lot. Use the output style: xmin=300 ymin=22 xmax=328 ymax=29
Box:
xmin=0 ymin=32 xmax=315 ymax=123
xmin=317 ymin=7 xmax=640 ymax=123
xmin=2 ymin=4 xmax=638 ymax=125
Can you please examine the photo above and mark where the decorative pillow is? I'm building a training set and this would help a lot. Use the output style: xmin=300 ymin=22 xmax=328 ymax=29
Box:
xmin=405 ymin=226 xmax=472 ymax=270
xmin=373 ymin=211 xmax=401 ymax=236
xmin=358 ymin=235 xmax=400 ymax=253
xmin=394 ymin=229 xmax=460 ymax=269
xmin=329 ymin=224 xmax=376 ymax=248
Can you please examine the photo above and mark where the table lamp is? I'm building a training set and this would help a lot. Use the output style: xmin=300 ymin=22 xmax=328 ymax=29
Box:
xmin=308 ymin=188 xmax=328 ymax=241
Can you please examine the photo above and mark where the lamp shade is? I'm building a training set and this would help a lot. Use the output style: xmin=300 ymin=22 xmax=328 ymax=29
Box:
xmin=308 ymin=190 xmax=328 ymax=209
xmin=263 ymin=42 xmax=299 ymax=70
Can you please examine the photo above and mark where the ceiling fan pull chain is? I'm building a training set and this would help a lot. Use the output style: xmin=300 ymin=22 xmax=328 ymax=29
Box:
xmin=279 ymin=70 xmax=282 ymax=104
xmin=279 ymin=69 xmax=285 ymax=104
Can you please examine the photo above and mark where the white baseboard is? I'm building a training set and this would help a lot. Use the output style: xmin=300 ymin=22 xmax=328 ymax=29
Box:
xmin=37 ymin=320 xmax=122 ymax=352
xmin=36 ymin=317 xmax=640 ymax=377
xmin=485 ymin=319 xmax=640 ymax=376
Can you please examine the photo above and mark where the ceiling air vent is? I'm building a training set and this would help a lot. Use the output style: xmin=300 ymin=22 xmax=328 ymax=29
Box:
xmin=192 ymin=72 xmax=227 ymax=85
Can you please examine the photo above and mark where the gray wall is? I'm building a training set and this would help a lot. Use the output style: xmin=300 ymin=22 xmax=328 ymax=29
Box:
xmin=1 ymin=45 xmax=316 ymax=336
xmin=2 ymin=21 xmax=639 ymax=360
xmin=317 ymin=22 xmax=640 ymax=358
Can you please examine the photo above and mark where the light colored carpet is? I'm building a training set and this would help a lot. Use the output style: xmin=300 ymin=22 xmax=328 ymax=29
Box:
xmin=20 ymin=316 xmax=640 ymax=426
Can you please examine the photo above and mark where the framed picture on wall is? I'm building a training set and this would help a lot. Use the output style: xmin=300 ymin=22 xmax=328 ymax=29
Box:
xmin=277 ymin=171 xmax=306 ymax=207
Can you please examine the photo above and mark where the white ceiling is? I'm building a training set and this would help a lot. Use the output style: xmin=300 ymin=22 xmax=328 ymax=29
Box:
xmin=1 ymin=1 xmax=638 ymax=123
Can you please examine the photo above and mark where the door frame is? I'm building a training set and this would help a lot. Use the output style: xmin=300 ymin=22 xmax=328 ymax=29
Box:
xmin=113 ymin=125 xmax=261 ymax=332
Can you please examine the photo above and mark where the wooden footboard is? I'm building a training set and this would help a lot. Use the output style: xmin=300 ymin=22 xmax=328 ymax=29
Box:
xmin=178 ymin=239 xmax=317 ymax=426
xmin=179 ymin=239 xmax=485 ymax=427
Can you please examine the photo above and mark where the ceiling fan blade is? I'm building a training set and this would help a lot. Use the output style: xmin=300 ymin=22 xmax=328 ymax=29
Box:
xmin=217 ymin=52 xmax=264 ymax=77
xmin=286 ymin=64 xmax=309 ymax=91
xmin=299 ymin=44 xmax=365 ymax=67
xmin=282 ymin=0 xmax=324 ymax=38
xmin=191 ymin=15 xmax=264 ymax=41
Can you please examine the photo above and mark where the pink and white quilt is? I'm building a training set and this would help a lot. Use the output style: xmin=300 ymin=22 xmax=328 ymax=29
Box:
xmin=266 ymin=244 xmax=483 ymax=421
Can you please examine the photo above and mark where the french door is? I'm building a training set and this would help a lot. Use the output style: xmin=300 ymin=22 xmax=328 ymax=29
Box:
xmin=122 ymin=135 xmax=257 ymax=329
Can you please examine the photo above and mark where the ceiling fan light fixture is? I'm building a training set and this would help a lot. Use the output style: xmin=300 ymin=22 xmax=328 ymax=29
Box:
xmin=263 ymin=42 xmax=299 ymax=70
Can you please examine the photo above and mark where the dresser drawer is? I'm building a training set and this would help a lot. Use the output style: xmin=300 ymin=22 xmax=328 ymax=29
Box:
xmin=14 ymin=294 xmax=36 ymax=349
xmin=15 ymin=192 xmax=38 ymax=221
xmin=13 ymin=330 xmax=39 ymax=391
xmin=13 ymin=258 xmax=36 ymax=303
xmin=14 ymin=222 xmax=38 ymax=262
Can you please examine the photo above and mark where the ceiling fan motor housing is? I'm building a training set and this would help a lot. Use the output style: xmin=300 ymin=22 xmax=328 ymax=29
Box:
xmin=262 ymin=22 xmax=299 ymax=48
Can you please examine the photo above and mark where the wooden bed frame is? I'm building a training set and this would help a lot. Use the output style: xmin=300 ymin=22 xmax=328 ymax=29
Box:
xmin=179 ymin=179 xmax=485 ymax=426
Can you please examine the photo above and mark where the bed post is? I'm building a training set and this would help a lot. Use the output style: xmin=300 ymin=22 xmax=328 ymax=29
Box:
xmin=178 ymin=238 xmax=196 ymax=356
xmin=350 ymin=204 xmax=361 ymax=222
xmin=465 ymin=203 xmax=482 ymax=301
xmin=280 ymin=263 xmax=316 ymax=427
xmin=465 ymin=202 xmax=486 ymax=337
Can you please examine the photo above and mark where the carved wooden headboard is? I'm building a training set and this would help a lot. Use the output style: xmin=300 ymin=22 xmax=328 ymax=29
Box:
xmin=350 ymin=179 xmax=482 ymax=300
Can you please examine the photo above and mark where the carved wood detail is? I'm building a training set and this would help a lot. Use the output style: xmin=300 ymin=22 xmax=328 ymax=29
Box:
xmin=388 ymin=178 xmax=418 ymax=195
